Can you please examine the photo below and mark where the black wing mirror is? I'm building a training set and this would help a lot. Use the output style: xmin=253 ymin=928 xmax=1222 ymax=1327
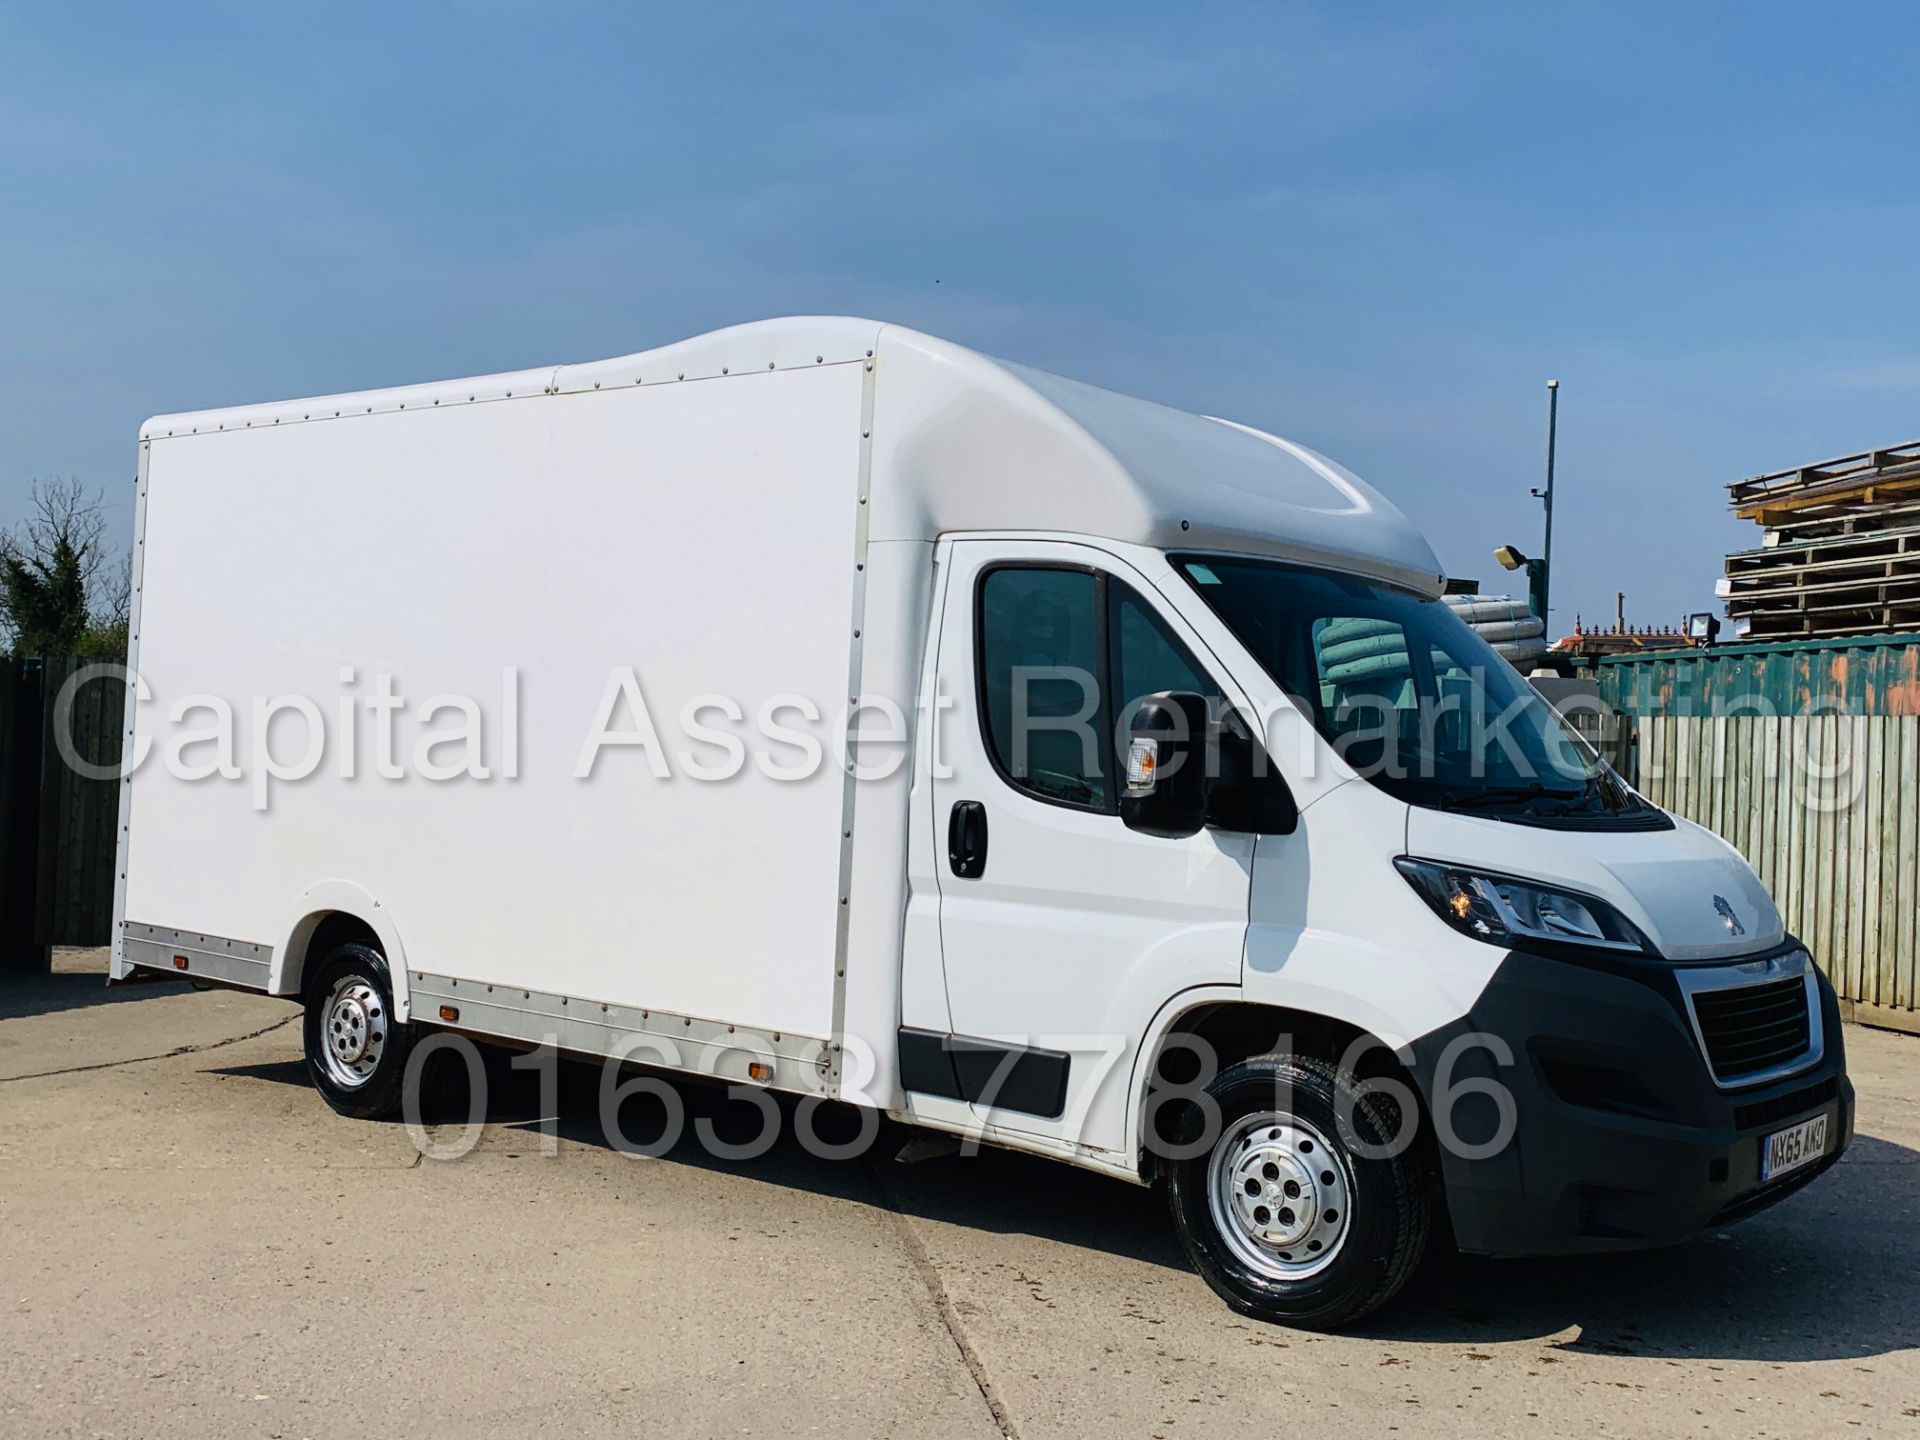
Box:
xmin=1120 ymin=691 xmax=1211 ymax=839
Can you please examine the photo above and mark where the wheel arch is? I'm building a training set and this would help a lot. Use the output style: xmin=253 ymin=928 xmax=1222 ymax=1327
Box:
xmin=271 ymin=881 xmax=413 ymax=1021
xmin=1129 ymin=993 xmax=1434 ymax=1184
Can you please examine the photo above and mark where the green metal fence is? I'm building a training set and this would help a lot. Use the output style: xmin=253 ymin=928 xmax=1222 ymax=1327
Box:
xmin=1597 ymin=635 xmax=1920 ymax=1035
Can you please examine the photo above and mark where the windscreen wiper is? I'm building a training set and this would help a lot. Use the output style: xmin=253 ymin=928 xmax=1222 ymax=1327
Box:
xmin=1439 ymin=782 xmax=1584 ymax=813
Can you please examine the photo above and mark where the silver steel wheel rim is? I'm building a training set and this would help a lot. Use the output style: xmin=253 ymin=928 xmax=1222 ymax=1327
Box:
xmin=1207 ymin=1111 xmax=1352 ymax=1281
xmin=320 ymin=975 xmax=387 ymax=1090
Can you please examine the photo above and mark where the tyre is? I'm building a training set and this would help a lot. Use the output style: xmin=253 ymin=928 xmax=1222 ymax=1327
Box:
xmin=1165 ymin=1054 xmax=1428 ymax=1330
xmin=302 ymin=942 xmax=415 ymax=1120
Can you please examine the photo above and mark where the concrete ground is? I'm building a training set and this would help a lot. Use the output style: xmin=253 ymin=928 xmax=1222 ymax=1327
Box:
xmin=2 ymin=950 xmax=1916 ymax=1439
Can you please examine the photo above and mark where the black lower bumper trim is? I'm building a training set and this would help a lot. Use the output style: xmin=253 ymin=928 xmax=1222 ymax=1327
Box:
xmin=1405 ymin=945 xmax=1853 ymax=1257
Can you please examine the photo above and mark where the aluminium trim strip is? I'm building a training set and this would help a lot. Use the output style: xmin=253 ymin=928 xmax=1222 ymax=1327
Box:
xmin=123 ymin=922 xmax=273 ymax=989
xmin=110 ymin=443 xmax=151 ymax=979
xmin=409 ymin=972 xmax=834 ymax=1098
xmin=548 ymin=354 xmax=872 ymax=396
xmin=826 ymin=354 xmax=878 ymax=1098
xmin=144 ymin=356 xmax=875 ymax=442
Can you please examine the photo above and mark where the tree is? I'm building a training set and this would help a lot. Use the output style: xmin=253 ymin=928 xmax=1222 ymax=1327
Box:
xmin=0 ymin=478 xmax=129 ymax=660
xmin=79 ymin=553 xmax=132 ymax=659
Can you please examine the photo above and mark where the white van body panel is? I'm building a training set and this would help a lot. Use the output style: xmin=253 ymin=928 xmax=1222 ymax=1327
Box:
xmin=836 ymin=536 xmax=937 ymax=1109
xmin=127 ymin=357 xmax=873 ymax=1072
xmin=1244 ymin=781 xmax=1505 ymax=1053
xmin=1405 ymin=806 xmax=1786 ymax=962
xmin=896 ymin=542 xmax=956 ymax=1046
xmin=138 ymin=318 xmax=1444 ymax=596
xmin=864 ymin=327 xmax=1446 ymax=594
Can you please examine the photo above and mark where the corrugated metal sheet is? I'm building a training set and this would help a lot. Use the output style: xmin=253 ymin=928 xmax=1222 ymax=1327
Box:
xmin=1598 ymin=633 xmax=1920 ymax=717
xmin=1594 ymin=637 xmax=1920 ymax=1034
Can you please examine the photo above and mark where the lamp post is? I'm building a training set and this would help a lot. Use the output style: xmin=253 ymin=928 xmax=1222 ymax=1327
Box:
xmin=1528 ymin=379 xmax=1559 ymax=626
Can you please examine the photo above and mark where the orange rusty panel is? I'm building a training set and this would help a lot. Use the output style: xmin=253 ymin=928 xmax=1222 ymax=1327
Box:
xmin=1890 ymin=649 xmax=1920 ymax=716
xmin=1599 ymin=635 xmax=1920 ymax=717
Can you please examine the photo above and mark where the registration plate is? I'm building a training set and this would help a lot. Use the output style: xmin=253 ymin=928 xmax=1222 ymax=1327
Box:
xmin=1760 ymin=1112 xmax=1830 ymax=1182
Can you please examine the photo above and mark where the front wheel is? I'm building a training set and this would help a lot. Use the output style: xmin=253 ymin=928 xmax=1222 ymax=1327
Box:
xmin=1166 ymin=1054 xmax=1428 ymax=1330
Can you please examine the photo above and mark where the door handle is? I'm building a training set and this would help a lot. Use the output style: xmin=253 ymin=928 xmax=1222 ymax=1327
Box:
xmin=948 ymin=800 xmax=988 ymax=879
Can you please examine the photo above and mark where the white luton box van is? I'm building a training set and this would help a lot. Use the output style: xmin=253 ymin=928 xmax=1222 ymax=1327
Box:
xmin=115 ymin=317 xmax=1851 ymax=1327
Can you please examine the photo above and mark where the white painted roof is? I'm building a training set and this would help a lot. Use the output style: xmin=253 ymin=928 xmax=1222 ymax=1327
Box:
xmin=143 ymin=316 xmax=1442 ymax=593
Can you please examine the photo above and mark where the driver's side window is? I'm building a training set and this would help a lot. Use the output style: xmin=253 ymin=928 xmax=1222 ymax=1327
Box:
xmin=977 ymin=566 xmax=1110 ymax=810
xmin=976 ymin=565 xmax=1225 ymax=813
xmin=1112 ymin=585 xmax=1216 ymax=730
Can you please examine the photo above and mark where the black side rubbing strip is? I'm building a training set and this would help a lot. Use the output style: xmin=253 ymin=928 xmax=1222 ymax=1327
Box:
xmin=897 ymin=1027 xmax=1073 ymax=1120
xmin=897 ymin=1026 xmax=965 ymax=1101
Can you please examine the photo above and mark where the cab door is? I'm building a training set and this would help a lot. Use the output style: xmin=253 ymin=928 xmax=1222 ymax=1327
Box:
xmin=918 ymin=540 xmax=1254 ymax=1157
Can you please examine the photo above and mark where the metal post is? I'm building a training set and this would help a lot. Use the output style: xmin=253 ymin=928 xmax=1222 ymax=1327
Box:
xmin=1541 ymin=379 xmax=1559 ymax=628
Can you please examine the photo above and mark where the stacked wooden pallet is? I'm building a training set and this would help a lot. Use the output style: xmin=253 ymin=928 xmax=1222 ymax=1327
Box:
xmin=1720 ymin=439 xmax=1920 ymax=640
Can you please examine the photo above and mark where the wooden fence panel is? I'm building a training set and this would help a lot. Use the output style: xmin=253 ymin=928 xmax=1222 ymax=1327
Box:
xmin=1598 ymin=637 xmax=1920 ymax=1033
xmin=0 ymin=658 xmax=41 ymax=970
xmin=42 ymin=657 xmax=125 ymax=947
xmin=1898 ymin=718 xmax=1919 ymax=1016
xmin=0 ymin=656 xmax=125 ymax=967
xmin=1629 ymin=712 xmax=1918 ymax=1031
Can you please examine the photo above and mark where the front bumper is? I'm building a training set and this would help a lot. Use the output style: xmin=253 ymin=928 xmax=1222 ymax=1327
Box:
xmin=1406 ymin=944 xmax=1853 ymax=1257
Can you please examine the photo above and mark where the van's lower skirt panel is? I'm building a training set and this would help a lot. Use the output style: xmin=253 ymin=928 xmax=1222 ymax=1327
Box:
xmin=122 ymin=922 xmax=272 ymax=989
xmin=116 ymin=925 xmax=837 ymax=1101
xmin=408 ymin=971 xmax=837 ymax=1100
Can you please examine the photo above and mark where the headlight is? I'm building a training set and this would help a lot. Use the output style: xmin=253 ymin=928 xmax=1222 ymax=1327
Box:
xmin=1394 ymin=857 xmax=1651 ymax=955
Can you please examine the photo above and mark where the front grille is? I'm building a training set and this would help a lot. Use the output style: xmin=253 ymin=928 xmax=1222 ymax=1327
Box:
xmin=1689 ymin=975 xmax=1812 ymax=1084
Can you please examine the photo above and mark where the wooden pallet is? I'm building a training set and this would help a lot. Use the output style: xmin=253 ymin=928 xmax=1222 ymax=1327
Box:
xmin=1757 ymin=492 xmax=1920 ymax=546
xmin=1728 ymin=439 xmax=1920 ymax=526
xmin=1732 ymin=596 xmax=1920 ymax=640
xmin=1724 ymin=441 xmax=1920 ymax=639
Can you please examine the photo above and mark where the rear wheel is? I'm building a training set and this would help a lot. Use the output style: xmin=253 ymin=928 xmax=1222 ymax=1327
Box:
xmin=303 ymin=942 xmax=414 ymax=1120
xmin=1166 ymin=1053 xmax=1428 ymax=1330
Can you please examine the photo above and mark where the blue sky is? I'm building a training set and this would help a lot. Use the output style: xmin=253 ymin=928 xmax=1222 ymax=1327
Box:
xmin=3 ymin=2 xmax=1917 ymax=632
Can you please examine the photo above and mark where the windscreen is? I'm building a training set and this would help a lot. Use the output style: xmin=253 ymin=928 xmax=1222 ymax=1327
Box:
xmin=1177 ymin=556 xmax=1651 ymax=823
